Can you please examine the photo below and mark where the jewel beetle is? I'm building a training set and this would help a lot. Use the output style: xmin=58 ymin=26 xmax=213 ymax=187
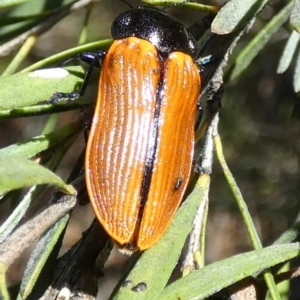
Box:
xmin=50 ymin=6 xmax=203 ymax=253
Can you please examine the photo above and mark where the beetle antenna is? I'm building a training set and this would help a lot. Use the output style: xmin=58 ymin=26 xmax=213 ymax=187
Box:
xmin=119 ymin=0 xmax=133 ymax=8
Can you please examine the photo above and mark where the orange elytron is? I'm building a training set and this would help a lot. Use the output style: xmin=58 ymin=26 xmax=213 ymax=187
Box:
xmin=85 ymin=7 xmax=202 ymax=252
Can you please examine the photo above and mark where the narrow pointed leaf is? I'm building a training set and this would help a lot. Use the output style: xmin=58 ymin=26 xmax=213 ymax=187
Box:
xmin=211 ymin=0 xmax=268 ymax=34
xmin=161 ymin=243 xmax=300 ymax=300
xmin=273 ymin=221 xmax=300 ymax=245
xmin=0 ymin=0 xmax=74 ymax=38
xmin=0 ymin=0 xmax=35 ymax=9
xmin=228 ymin=2 xmax=293 ymax=81
xmin=0 ymin=186 xmax=38 ymax=243
xmin=19 ymin=214 xmax=70 ymax=299
xmin=0 ymin=121 xmax=82 ymax=159
xmin=290 ymin=0 xmax=300 ymax=32
xmin=0 ymin=66 xmax=83 ymax=110
xmin=277 ymin=30 xmax=300 ymax=74
xmin=0 ymin=154 xmax=75 ymax=195
xmin=293 ymin=48 xmax=300 ymax=92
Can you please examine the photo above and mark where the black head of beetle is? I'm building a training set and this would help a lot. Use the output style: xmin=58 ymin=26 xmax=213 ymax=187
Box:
xmin=111 ymin=6 xmax=198 ymax=59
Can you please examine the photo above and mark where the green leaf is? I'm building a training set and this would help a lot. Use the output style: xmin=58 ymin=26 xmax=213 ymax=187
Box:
xmin=0 ymin=121 xmax=82 ymax=159
xmin=0 ymin=186 xmax=39 ymax=243
xmin=0 ymin=66 xmax=84 ymax=110
xmin=20 ymin=39 xmax=112 ymax=73
xmin=0 ymin=0 xmax=74 ymax=39
xmin=293 ymin=48 xmax=300 ymax=92
xmin=0 ymin=264 xmax=10 ymax=300
xmin=290 ymin=0 xmax=300 ymax=32
xmin=141 ymin=0 xmax=219 ymax=12
xmin=19 ymin=214 xmax=70 ymax=299
xmin=273 ymin=221 xmax=300 ymax=245
xmin=160 ymin=243 xmax=300 ymax=300
xmin=0 ymin=102 xmax=88 ymax=119
xmin=214 ymin=133 xmax=280 ymax=299
xmin=111 ymin=175 xmax=210 ymax=300
xmin=0 ymin=154 xmax=75 ymax=195
xmin=211 ymin=0 xmax=269 ymax=34
xmin=0 ymin=0 xmax=36 ymax=9
xmin=0 ymin=134 xmax=78 ymax=243
xmin=227 ymin=2 xmax=293 ymax=81
xmin=277 ymin=30 xmax=300 ymax=74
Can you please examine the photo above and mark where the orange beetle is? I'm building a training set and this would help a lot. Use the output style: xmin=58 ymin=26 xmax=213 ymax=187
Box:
xmin=50 ymin=7 xmax=201 ymax=253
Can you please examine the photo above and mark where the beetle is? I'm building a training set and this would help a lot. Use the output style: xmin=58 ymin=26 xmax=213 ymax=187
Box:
xmin=50 ymin=6 xmax=203 ymax=253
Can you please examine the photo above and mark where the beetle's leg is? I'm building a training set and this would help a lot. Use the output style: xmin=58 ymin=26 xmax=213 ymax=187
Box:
xmin=48 ymin=51 xmax=106 ymax=103
xmin=196 ymin=54 xmax=224 ymax=73
xmin=193 ymin=159 xmax=211 ymax=175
